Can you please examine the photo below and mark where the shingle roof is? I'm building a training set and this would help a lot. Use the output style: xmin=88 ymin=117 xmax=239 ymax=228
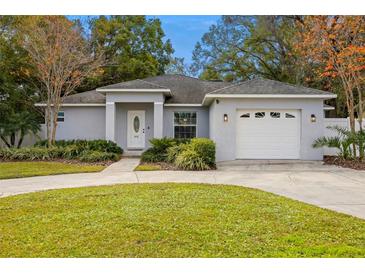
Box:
xmin=97 ymin=79 xmax=168 ymax=90
xmin=59 ymin=76 xmax=335 ymax=105
xmin=62 ymin=90 xmax=105 ymax=104
xmin=208 ymin=78 xmax=334 ymax=96
xmin=142 ymin=75 xmax=230 ymax=104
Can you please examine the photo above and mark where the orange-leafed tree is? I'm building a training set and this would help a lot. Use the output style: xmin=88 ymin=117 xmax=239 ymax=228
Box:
xmin=18 ymin=16 xmax=104 ymax=146
xmin=296 ymin=16 xmax=365 ymax=157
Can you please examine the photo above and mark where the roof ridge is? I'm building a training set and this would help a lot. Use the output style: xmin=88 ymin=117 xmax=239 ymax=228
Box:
xmin=208 ymin=77 xmax=334 ymax=95
xmin=260 ymin=78 xmax=334 ymax=94
xmin=163 ymin=73 xmax=233 ymax=84
xmin=208 ymin=79 xmax=254 ymax=94
xmin=136 ymin=79 xmax=170 ymax=89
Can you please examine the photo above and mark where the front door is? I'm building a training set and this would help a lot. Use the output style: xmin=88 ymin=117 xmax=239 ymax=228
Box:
xmin=127 ymin=110 xmax=145 ymax=149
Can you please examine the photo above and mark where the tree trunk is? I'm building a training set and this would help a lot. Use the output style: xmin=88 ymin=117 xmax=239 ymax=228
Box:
xmin=45 ymin=104 xmax=52 ymax=147
xmin=0 ymin=136 xmax=11 ymax=148
xmin=346 ymin=89 xmax=357 ymax=158
xmin=357 ymin=90 xmax=364 ymax=161
xmin=17 ymin=131 xmax=24 ymax=149
xmin=50 ymin=107 xmax=58 ymax=146
xmin=10 ymin=132 xmax=16 ymax=147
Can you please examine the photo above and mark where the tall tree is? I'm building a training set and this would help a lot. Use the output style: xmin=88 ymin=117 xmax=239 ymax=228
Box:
xmin=0 ymin=16 xmax=41 ymax=148
xmin=19 ymin=16 xmax=104 ymax=146
xmin=296 ymin=16 xmax=365 ymax=158
xmin=165 ymin=57 xmax=193 ymax=76
xmin=84 ymin=16 xmax=173 ymax=90
xmin=191 ymin=16 xmax=302 ymax=83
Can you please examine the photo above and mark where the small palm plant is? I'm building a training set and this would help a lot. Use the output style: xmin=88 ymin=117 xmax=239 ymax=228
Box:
xmin=313 ymin=126 xmax=355 ymax=160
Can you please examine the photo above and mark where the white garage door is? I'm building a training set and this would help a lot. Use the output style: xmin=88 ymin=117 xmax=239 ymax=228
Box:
xmin=236 ymin=109 xmax=301 ymax=159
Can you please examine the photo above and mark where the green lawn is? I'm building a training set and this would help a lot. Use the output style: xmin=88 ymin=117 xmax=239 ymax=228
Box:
xmin=0 ymin=162 xmax=105 ymax=179
xmin=134 ymin=163 xmax=162 ymax=171
xmin=1 ymin=183 xmax=364 ymax=257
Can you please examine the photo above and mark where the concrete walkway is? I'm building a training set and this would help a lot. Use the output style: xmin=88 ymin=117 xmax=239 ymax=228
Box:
xmin=1 ymin=159 xmax=365 ymax=219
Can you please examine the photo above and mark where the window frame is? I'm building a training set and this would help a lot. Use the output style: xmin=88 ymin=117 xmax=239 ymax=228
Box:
xmin=285 ymin=113 xmax=296 ymax=119
xmin=173 ymin=111 xmax=198 ymax=139
xmin=57 ymin=111 xmax=64 ymax=122
xmin=255 ymin=111 xmax=266 ymax=118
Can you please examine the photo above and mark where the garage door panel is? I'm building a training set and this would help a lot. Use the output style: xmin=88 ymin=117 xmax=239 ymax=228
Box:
xmin=236 ymin=109 xmax=300 ymax=159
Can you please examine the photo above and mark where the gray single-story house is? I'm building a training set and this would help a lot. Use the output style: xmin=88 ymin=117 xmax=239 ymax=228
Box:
xmin=35 ymin=75 xmax=336 ymax=161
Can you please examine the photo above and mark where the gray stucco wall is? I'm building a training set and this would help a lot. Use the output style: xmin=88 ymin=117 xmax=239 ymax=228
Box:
xmin=115 ymin=103 xmax=154 ymax=150
xmin=55 ymin=106 xmax=106 ymax=140
xmin=163 ymin=106 xmax=209 ymax=138
xmin=209 ymin=98 xmax=324 ymax=161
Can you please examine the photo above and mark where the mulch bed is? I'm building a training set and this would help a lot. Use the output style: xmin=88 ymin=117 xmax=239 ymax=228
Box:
xmin=324 ymin=156 xmax=365 ymax=170
xmin=0 ymin=158 xmax=114 ymax=166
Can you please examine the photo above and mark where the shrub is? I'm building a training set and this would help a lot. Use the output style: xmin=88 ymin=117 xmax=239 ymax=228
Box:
xmin=79 ymin=150 xmax=120 ymax=162
xmin=189 ymin=138 xmax=216 ymax=166
xmin=175 ymin=148 xmax=210 ymax=171
xmin=34 ymin=139 xmax=123 ymax=154
xmin=140 ymin=148 xmax=163 ymax=163
xmin=313 ymin=126 xmax=365 ymax=160
xmin=140 ymin=137 xmax=216 ymax=169
xmin=61 ymin=144 xmax=82 ymax=159
xmin=141 ymin=137 xmax=177 ymax=162
xmin=0 ymin=143 xmax=120 ymax=163
xmin=0 ymin=147 xmax=56 ymax=161
xmin=166 ymin=143 xmax=188 ymax=163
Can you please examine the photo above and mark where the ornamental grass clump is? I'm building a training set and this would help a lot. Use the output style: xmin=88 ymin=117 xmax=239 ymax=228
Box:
xmin=141 ymin=137 xmax=216 ymax=170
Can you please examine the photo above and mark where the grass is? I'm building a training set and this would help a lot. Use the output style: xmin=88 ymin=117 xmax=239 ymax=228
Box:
xmin=1 ymin=183 xmax=365 ymax=257
xmin=0 ymin=161 xmax=105 ymax=179
xmin=134 ymin=164 xmax=162 ymax=171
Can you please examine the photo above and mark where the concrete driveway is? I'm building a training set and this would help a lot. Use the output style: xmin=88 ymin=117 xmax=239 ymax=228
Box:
xmin=0 ymin=159 xmax=365 ymax=219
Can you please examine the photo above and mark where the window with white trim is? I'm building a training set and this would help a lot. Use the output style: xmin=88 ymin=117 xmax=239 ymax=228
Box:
xmin=57 ymin=111 xmax=64 ymax=122
xmin=174 ymin=112 xmax=197 ymax=139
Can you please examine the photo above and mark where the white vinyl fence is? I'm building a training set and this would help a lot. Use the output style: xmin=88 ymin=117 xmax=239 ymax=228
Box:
xmin=323 ymin=118 xmax=365 ymax=156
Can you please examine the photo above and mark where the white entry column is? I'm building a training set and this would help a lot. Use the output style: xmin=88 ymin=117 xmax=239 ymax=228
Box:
xmin=105 ymin=102 xmax=116 ymax=141
xmin=153 ymin=102 xmax=164 ymax=138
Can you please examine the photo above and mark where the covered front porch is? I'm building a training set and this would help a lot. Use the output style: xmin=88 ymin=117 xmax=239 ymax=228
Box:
xmin=104 ymin=98 xmax=164 ymax=154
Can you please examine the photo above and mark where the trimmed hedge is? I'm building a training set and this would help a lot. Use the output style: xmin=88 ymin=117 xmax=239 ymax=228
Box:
xmin=0 ymin=140 xmax=123 ymax=163
xmin=141 ymin=137 xmax=216 ymax=170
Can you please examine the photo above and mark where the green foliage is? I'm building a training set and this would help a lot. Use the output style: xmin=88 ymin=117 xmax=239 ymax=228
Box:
xmin=78 ymin=150 xmax=119 ymax=162
xmin=80 ymin=16 xmax=174 ymax=91
xmin=142 ymin=137 xmax=216 ymax=170
xmin=175 ymin=148 xmax=210 ymax=171
xmin=34 ymin=139 xmax=123 ymax=154
xmin=1 ymin=139 xmax=122 ymax=163
xmin=0 ymin=147 xmax=60 ymax=161
xmin=166 ymin=143 xmax=188 ymax=163
xmin=191 ymin=16 xmax=301 ymax=83
xmin=0 ymin=16 xmax=41 ymax=148
xmin=140 ymin=148 xmax=163 ymax=163
xmin=313 ymin=126 xmax=365 ymax=160
xmin=189 ymin=138 xmax=216 ymax=166
xmin=141 ymin=137 xmax=178 ymax=163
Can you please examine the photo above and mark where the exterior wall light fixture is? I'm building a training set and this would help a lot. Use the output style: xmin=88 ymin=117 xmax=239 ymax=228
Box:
xmin=224 ymin=114 xmax=228 ymax=122
xmin=311 ymin=114 xmax=316 ymax=123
